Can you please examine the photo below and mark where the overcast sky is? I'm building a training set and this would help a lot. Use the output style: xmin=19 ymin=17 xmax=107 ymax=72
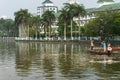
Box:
xmin=0 ymin=0 xmax=119 ymax=19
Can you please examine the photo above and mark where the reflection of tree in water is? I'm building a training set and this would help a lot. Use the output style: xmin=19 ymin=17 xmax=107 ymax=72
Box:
xmin=15 ymin=42 xmax=91 ymax=79
xmin=15 ymin=42 xmax=31 ymax=77
xmin=58 ymin=44 xmax=90 ymax=79
xmin=42 ymin=54 xmax=55 ymax=78
xmin=42 ymin=43 xmax=56 ymax=78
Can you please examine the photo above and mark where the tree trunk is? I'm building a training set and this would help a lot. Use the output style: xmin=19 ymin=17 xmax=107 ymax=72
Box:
xmin=35 ymin=26 xmax=38 ymax=39
xmin=78 ymin=15 xmax=81 ymax=40
xmin=64 ymin=22 xmax=66 ymax=40
xmin=70 ymin=18 xmax=73 ymax=40
xmin=19 ymin=24 xmax=27 ymax=38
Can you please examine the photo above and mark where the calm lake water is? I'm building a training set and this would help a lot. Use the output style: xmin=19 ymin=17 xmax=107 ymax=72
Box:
xmin=0 ymin=40 xmax=120 ymax=80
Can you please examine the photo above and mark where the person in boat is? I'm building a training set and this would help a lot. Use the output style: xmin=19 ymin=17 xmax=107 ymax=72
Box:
xmin=90 ymin=40 xmax=94 ymax=50
xmin=102 ymin=41 xmax=107 ymax=52
xmin=107 ymin=43 xmax=112 ymax=57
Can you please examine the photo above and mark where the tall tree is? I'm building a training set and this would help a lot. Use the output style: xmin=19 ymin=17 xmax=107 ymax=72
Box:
xmin=40 ymin=18 xmax=49 ymax=38
xmin=14 ymin=9 xmax=31 ymax=38
xmin=41 ymin=10 xmax=56 ymax=39
xmin=31 ymin=15 xmax=41 ymax=39
xmin=65 ymin=4 xmax=77 ymax=40
xmin=59 ymin=8 xmax=68 ymax=40
xmin=74 ymin=4 xmax=86 ymax=39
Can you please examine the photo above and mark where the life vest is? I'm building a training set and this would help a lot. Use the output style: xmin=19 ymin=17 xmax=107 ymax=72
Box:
xmin=107 ymin=47 xmax=112 ymax=51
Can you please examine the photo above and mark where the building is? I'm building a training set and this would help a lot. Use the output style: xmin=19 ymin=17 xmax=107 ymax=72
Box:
xmin=37 ymin=0 xmax=58 ymax=16
xmin=37 ymin=0 xmax=59 ymax=36
xmin=68 ymin=0 xmax=77 ymax=4
xmin=80 ymin=0 xmax=120 ymax=26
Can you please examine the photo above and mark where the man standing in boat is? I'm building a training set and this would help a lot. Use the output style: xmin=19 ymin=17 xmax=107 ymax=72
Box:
xmin=90 ymin=40 xmax=94 ymax=50
xmin=102 ymin=41 xmax=107 ymax=52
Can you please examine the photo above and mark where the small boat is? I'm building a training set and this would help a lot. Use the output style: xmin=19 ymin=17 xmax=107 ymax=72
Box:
xmin=112 ymin=47 xmax=120 ymax=51
xmin=88 ymin=49 xmax=120 ymax=55
xmin=88 ymin=49 xmax=109 ymax=55
xmin=88 ymin=46 xmax=120 ymax=55
xmin=92 ymin=47 xmax=120 ymax=51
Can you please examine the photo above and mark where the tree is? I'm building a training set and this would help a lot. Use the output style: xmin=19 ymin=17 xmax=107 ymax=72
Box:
xmin=14 ymin=9 xmax=31 ymax=38
xmin=74 ymin=4 xmax=86 ymax=39
xmin=31 ymin=15 xmax=41 ymax=39
xmin=84 ymin=10 xmax=120 ymax=39
xmin=58 ymin=8 xmax=68 ymax=40
xmin=41 ymin=10 xmax=56 ymax=38
xmin=65 ymin=3 xmax=80 ymax=40
xmin=0 ymin=18 xmax=16 ymax=37
xmin=40 ymin=18 xmax=49 ymax=38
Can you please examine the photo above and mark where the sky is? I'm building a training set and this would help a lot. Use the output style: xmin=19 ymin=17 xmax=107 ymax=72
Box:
xmin=0 ymin=0 xmax=119 ymax=19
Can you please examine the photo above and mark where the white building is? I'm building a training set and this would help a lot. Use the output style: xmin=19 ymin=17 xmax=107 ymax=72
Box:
xmin=37 ymin=0 xmax=59 ymax=35
xmin=68 ymin=0 xmax=77 ymax=4
xmin=78 ymin=0 xmax=120 ymax=26
xmin=37 ymin=0 xmax=58 ymax=16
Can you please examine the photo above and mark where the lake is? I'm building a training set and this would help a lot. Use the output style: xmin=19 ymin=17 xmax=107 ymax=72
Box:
xmin=0 ymin=40 xmax=120 ymax=80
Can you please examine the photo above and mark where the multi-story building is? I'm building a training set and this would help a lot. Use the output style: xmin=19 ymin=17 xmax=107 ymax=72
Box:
xmin=37 ymin=0 xmax=120 ymax=36
xmin=68 ymin=0 xmax=77 ymax=4
xmin=79 ymin=0 xmax=120 ymax=26
xmin=37 ymin=0 xmax=59 ymax=35
xmin=37 ymin=0 xmax=58 ymax=16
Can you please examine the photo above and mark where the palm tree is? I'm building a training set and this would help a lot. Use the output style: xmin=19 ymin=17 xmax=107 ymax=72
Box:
xmin=75 ymin=4 xmax=86 ymax=40
xmin=59 ymin=8 xmax=68 ymax=40
xmin=40 ymin=18 xmax=49 ymax=38
xmin=31 ymin=15 xmax=41 ymax=39
xmin=65 ymin=4 xmax=77 ymax=40
xmin=41 ymin=10 xmax=56 ymax=39
xmin=14 ymin=9 xmax=31 ymax=38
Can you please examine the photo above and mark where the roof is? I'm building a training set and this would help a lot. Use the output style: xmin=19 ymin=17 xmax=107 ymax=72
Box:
xmin=86 ymin=8 xmax=97 ymax=13
xmin=86 ymin=2 xmax=120 ymax=13
xmin=42 ymin=0 xmax=53 ymax=4
xmin=97 ymin=0 xmax=114 ymax=3
xmin=97 ymin=2 xmax=120 ymax=11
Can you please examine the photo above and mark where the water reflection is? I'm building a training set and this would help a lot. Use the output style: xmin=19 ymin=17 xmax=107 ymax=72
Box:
xmin=15 ymin=42 xmax=91 ymax=80
xmin=0 ymin=41 xmax=119 ymax=80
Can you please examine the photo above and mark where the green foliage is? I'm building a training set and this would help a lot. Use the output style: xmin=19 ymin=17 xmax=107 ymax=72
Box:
xmin=84 ymin=19 xmax=100 ymax=37
xmin=57 ymin=19 xmax=78 ymax=37
xmin=41 ymin=10 xmax=56 ymax=37
xmin=84 ymin=11 xmax=120 ymax=37
xmin=97 ymin=0 xmax=114 ymax=3
xmin=29 ymin=28 xmax=35 ymax=37
xmin=14 ymin=9 xmax=32 ymax=37
xmin=14 ymin=9 xmax=31 ymax=26
xmin=0 ymin=18 xmax=16 ymax=37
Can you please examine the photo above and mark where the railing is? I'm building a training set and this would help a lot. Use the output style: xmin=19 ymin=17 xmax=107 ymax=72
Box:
xmin=0 ymin=36 xmax=116 ymax=42
xmin=15 ymin=37 xmax=101 ymax=41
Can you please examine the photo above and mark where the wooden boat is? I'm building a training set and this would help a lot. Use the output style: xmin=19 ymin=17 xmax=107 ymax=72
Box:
xmin=88 ymin=46 xmax=120 ymax=55
xmin=93 ymin=47 xmax=120 ymax=51
xmin=88 ymin=49 xmax=109 ymax=55
xmin=88 ymin=49 xmax=120 ymax=55
xmin=112 ymin=47 xmax=120 ymax=51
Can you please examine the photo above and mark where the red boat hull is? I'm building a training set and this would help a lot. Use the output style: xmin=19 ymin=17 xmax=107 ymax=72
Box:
xmin=88 ymin=50 xmax=111 ymax=55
